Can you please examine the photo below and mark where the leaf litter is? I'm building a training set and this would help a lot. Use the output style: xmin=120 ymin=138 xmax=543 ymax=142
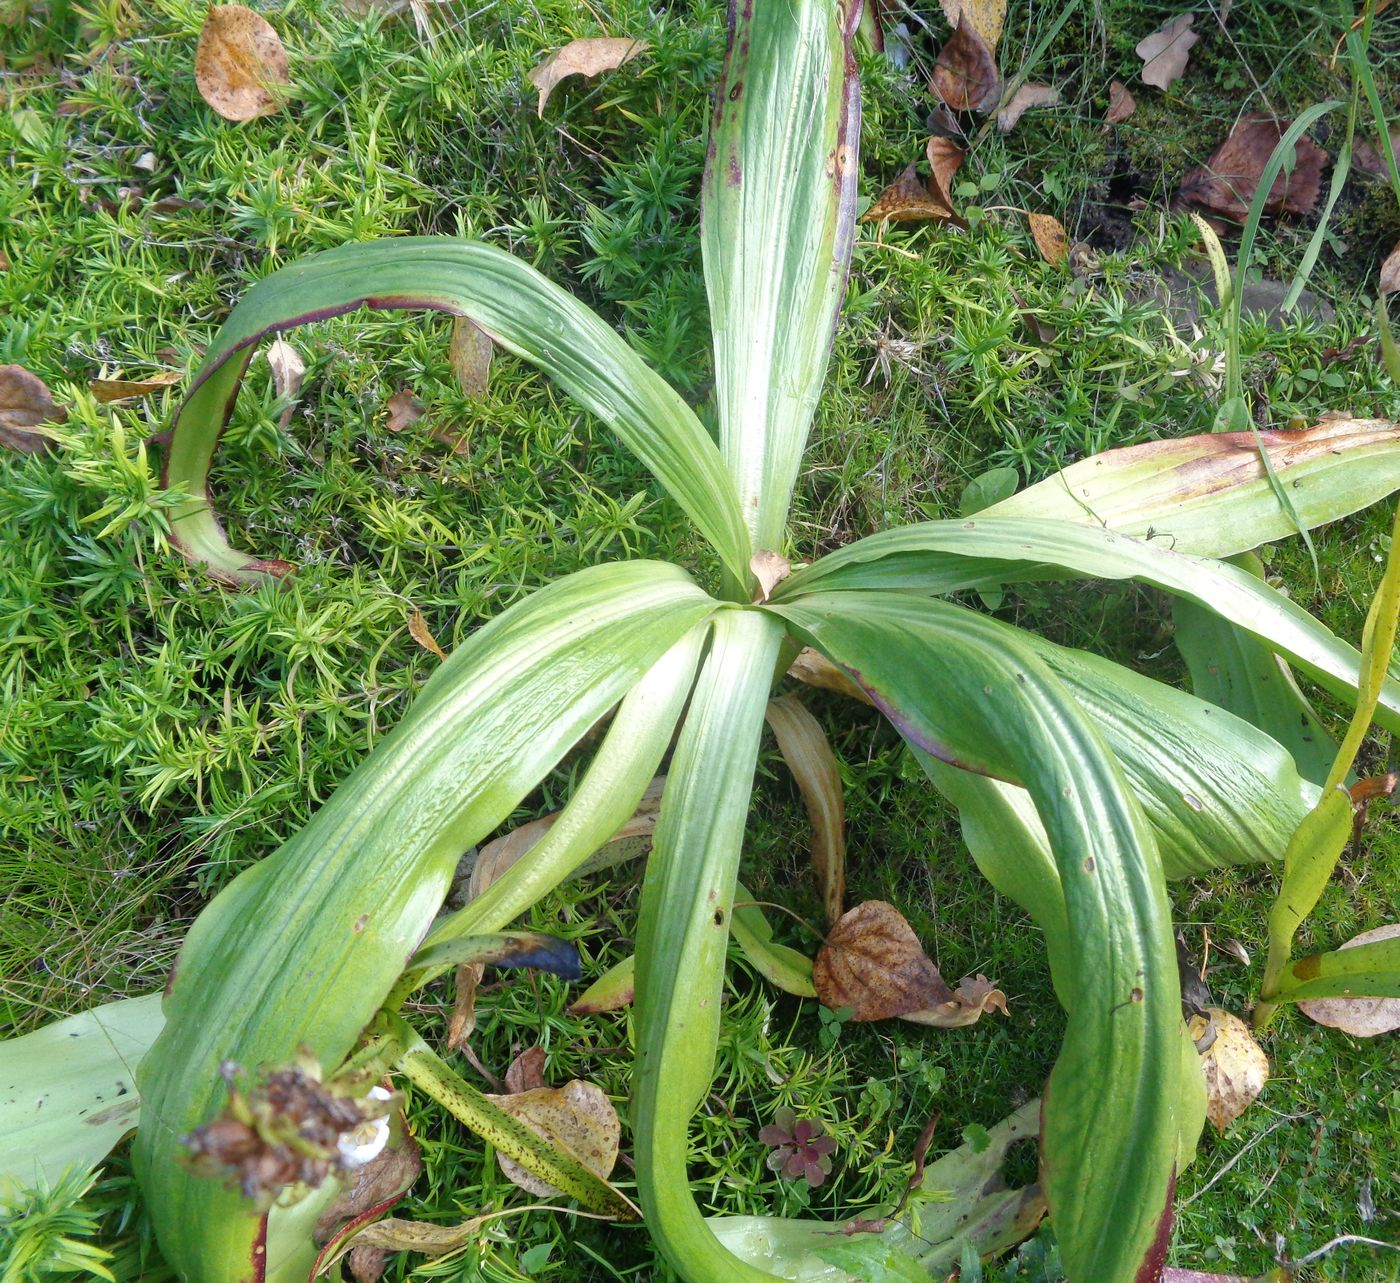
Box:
xmin=527 ymin=38 xmax=648 ymax=117
xmin=0 ymin=365 xmax=64 ymax=454
xmin=1136 ymin=13 xmax=1198 ymax=92
xmin=1176 ymin=115 xmax=1326 ymax=222
xmin=932 ymin=17 xmax=1000 ymax=114
xmin=195 ymin=5 xmax=290 ymax=122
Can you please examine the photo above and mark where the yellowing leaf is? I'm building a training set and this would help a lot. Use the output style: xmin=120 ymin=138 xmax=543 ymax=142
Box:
xmin=487 ymin=1081 xmax=620 ymax=1197
xmin=1297 ymin=924 xmax=1400 ymax=1037
xmin=1188 ymin=1007 xmax=1268 ymax=1132
xmin=450 ymin=317 xmax=492 ymax=398
xmin=0 ymin=364 xmax=64 ymax=454
xmin=88 ymin=371 xmax=181 ymax=402
xmin=1136 ymin=13 xmax=1198 ymax=92
xmin=996 ymin=82 xmax=1059 ymax=133
xmin=937 ymin=0 xmax=1007 ymax=51
xmin=526 ymin=38 xmax=648 ymax=117
xmin=406 ymin=608 xmax=446 ymax=660
xmin=195 ymin=5 xmax=290 ymax=122
xmin=1028 ymin=212 xmax=1068 ymax=266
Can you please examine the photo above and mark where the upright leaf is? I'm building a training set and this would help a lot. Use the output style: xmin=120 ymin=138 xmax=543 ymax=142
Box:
xmin=703 ymin=0 xmax=860 ymax=555
xmin=161 ymin=239 xmax=750 ymax=587
xmin=134 ymin=562 xmax=715 ymax=1282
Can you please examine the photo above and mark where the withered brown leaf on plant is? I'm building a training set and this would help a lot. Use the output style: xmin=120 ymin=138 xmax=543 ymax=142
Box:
xmin=1175 ymin=115 xmax=1326 ymax=222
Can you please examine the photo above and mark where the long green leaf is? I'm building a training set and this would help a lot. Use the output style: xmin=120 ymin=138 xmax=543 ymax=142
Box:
xmin=632 ymin=607 xmax=788 ymax=1283
xmin=703 ymin=0 xmax=859 ymax=554
xmin=161 ymin=239 xmax=751 ymax=587
xmin=984 ymin=418 xmax=1400 ymax=560
xmin=768 ymin=591 xmax=1183 ymax=1283
xmin=775 ymin=517 xmax=1400 ymax=731
xmin=134 ymin=561 xmax=715 ymax=1282
xmin=1275 ymin=932 xmax=1400 ymax=1002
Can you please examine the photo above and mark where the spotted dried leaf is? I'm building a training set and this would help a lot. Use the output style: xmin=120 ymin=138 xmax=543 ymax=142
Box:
xmin=89 ymin=371 xmax=182 ymax=403
xmin=527 ymin=37 xmax=648 ymax=117
xmin=1106 ymin=79 xmax=1136 ymax=123
xmin=1297 ymin=924 xmax=1400 ymax=1037
xmin=385 ymin=388 xmax=424 ymax=433
xmin=1136 ymin=13 xmax=1198 ymax=91
xmin=1176 ymin=115 xmax=1326 ymax=222
xmin=996 ymin=82 xmax=1059 ymax=133
xmin=450 ymin=317 xmax=492 ymax=398
xmin=487 ymin=1080 xmax=620 ymax=1197
xmin=1187 ymin=1007 xmax=1269 ymax=1132
xmin=814 ymin=901 xmax=954 ymax=1021
xmin=446 ymin=961 xmax=484 ymax=1051
xmin=0 ymin=364 xmax=64 ymax=454
xmin=1028 ymin=212 xmax=1068 ymax=266
xmin=932 ymin=17 xmax=1000 ymax=114
xmin=863 ymin=163 xmax=953 ymax=225
xmin=195 ymin=4 xmax=290 ymax=122
xmin=406 ymin=608 xmax=446 ymax=660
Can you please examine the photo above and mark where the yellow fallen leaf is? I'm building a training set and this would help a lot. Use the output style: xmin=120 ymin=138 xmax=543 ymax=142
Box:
xmin=487 ymin=1080 xmax=620 ymax=1197
xmin=1188 ymin=1007 xmax=1268 ymax=1132
xmin=407 ymin=608 xmax=446 ymax=660
xmin=88 ymin=371 xmax=182 ymax=403
xmin=1028 ymin=212 xmax=1068 ymax=267
xmin=195 ymin=5 xmax=290 ymax=122
xmin=526 ymin=37 xmax=648 ymax=117
xmin=937 ymin=0 xmax=1007 ymax=51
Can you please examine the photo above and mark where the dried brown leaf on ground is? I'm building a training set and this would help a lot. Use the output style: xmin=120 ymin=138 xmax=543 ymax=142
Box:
xmin=1176 ymin=115 xmax=1327 ymax=222
xmin=195 ymin=4 xmax=290 ymax=122
xmin=266 ymin=338 xmax=305 ymax=403
xmin=1296 ymin=923 xmax=1400 ymax=1036
xmin=996 ymin=82 xmax=1059 ymax=133
xmin=765 ymin=693 xmax=846 ymax=927
xmin=1028 ymin=212 xmax=1068 ymax=266
xmin=1354 ymin=130 xmax=1400 ymax=178
xmin=406 ymin=608 xmax=446 ymax=660
xmin=863 ymin=163 xmax=954 ymax=224
xmin=749 ymin=549 xmax=791 ymax=603
xmin=0 ymin=365 xmax=64 ymax=454
xmin=1381 ymin=242 xmax=1400 ymax=296
xmin=446 ymin=962 xmax=484 ymax=1051
xmin=385 ymin=388 xmax=424 ymax=433
xmin=1135 ymin=13 xmax=1198 ymax=91
xmin=903 ymin=973 xmax=1010 ymax=1027
xmin=1187 ymin=1007 xmax=1269 ymax=1132
xmin=88 ymin=371 xmax=182 ymax=403
xmin=813 ymin=901 xmax=954 ymax=1021
xmin=936 ymin=0 xmax=1006 ymax=51
xmin=526 ymin=37 xmax=647 ymax=117
xmin=927 ymin=136 xmax=966 ymax=206
xmin=932 ymin=17 xmax=1000 ymax=114
xmin=450 ymin=317 xmax=492 ymax=398
xmin=504 ymin=1046 xmax=548 ymax=1094
xmin=487 ymin=1081 xmax=620 ymax=1197
xmin=1106 ymin=79 xmax=1136 ymax=123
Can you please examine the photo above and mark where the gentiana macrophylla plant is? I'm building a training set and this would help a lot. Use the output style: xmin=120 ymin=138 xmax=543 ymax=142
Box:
xmin=8 ymin=1 xmax=1400 ymax=1279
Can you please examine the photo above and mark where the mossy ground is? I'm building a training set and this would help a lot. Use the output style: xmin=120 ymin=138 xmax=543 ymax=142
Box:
xmin=2 ymin=0 xmax=1399 ymax=1278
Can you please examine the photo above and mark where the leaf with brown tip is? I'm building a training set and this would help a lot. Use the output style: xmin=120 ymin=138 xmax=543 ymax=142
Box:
xmin=195 ymin=5 xmax=290 ymax=122
xmin=526 ymin=37 xmax=648 ymax=117
xmin=813 ymin=900 xmax=953 ymax=1021
xmin=931 ymin=16 xmax=1000 ymax=114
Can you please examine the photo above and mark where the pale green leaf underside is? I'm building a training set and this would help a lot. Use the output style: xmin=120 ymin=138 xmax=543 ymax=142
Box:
xmin=163 ymin=238 xmax=750 ymax=586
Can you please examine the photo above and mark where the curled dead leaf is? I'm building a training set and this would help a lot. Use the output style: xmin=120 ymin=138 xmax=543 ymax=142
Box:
xmin=1381 ymin=242 xmax=1400 ymax=297
xmin=1028 ymin=212 xmax=1068 ymax=267
xmin=903 ymin=973 xmax=1010 ymax=1028
xmin=1187 ymin=1007 xmax=1268 ymax=1132
xmin=1105 ymin=79 xmax=1136 ymax=124
xmin=750 ymin=549 xmax=791 ymax=603
xmin=1296 ymin=923 xmax=1400 ymax=1037
xmin=450 ymin=317 xmax=492 ymax=398
xmin=195 ymin=5 xmax=290 ymax=122
xmin=927 ymin=135 xmax=966 ymax=209
xmin=504 ymin=1045 xmax=547 ymax=1095
xmin=487 ymin=1080 xmax=620 ymax=1197
xmin=88 ymin=371 xmax=182 ymax=403
xmin=932 ymin=16 xmax=1000 ymax=114
xmin=406 ymin=608 xmax=446 ymax=660
xmin=864 ymin=163 xmax=953 ymax=225
xmin=385 ymin=387 xmax=424 ymax=433
xmin=1176 ymin=115 xmax=1326 ymax=223
xmin=0 ymin=364 xmax=64 ymax=454
xmin=814 ymin=901 xmax=953 ymax=1022
xmin=266 ymin=337 xmax=305 ymax=409
xmin=1136 ymin=13 xmax=1198 ymax=92
xmin=996 ymin=82 xmax=1059 ymax=133
xmin=446 ymin=961 xmax=484 ymax=1052
xmin=527 ymin=37 xmax=648 ymax=117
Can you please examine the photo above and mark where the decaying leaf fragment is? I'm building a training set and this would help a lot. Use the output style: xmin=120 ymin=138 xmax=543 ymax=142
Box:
xmin=1297 ymin=923 xmax=1400 ymax=1037
xmin=904 ymin=973 xmax=1010 ymax=1028
xmin=1187 ymin=1007 xmax=1268 ymax=1132
xmin=406 ymin=608 xmax=446 ymax=660
xmin=1105 ymin=79 xmax=1136 ymax=124
xmin=89 ymin=371 xmax=182 ymax=402
xmin=487 ymin=1080 xmax=620 ymax=1197
xmin=1381 ymin=242 xmax=1400 ymax=297
xmin=932 ymin=17 xmax=1000 ymax=114
xmin=449 ymin=317 xmax=492 ymax=398
xmin=266 ymin=337 xmax=305 ymax=419
xmin=195 ymin=4 xmax=290 ymax=122
xmin=527 ymin=37 xmax=648 ymax=117
xmin=0 ymin=364 xmax=64 ymax=454
xmin=936 ymin=0 xmax=1006 ymax=51
xmin=385 ymin=387 xmax=424 ymax=433
xmin=446 ymin=961 xmax=484 ymax=1051
xmin=788 ymin=646 xmax=873 ymax=705
xmin=750 ymin=549 xmax=791 ymax=603
xmin=1135 ymin=13 xmax=1198 ymax=91
xmin=863 ymin=138 xmax=965 ymax=226
xmin=504 ymin=1045 xmax=548 ymax=1094
xmin=1028 ymin=212 xmax=1068 ymax=266
xmin=996 ymin=82 xmax=1059 ymax=133
xmin=1175 ymin=115 xmax=1326 ymax=223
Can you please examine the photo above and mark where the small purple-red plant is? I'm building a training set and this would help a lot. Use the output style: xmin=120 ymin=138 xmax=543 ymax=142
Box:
xmin=758 ymin=1106 xmax=838 ymax=1188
